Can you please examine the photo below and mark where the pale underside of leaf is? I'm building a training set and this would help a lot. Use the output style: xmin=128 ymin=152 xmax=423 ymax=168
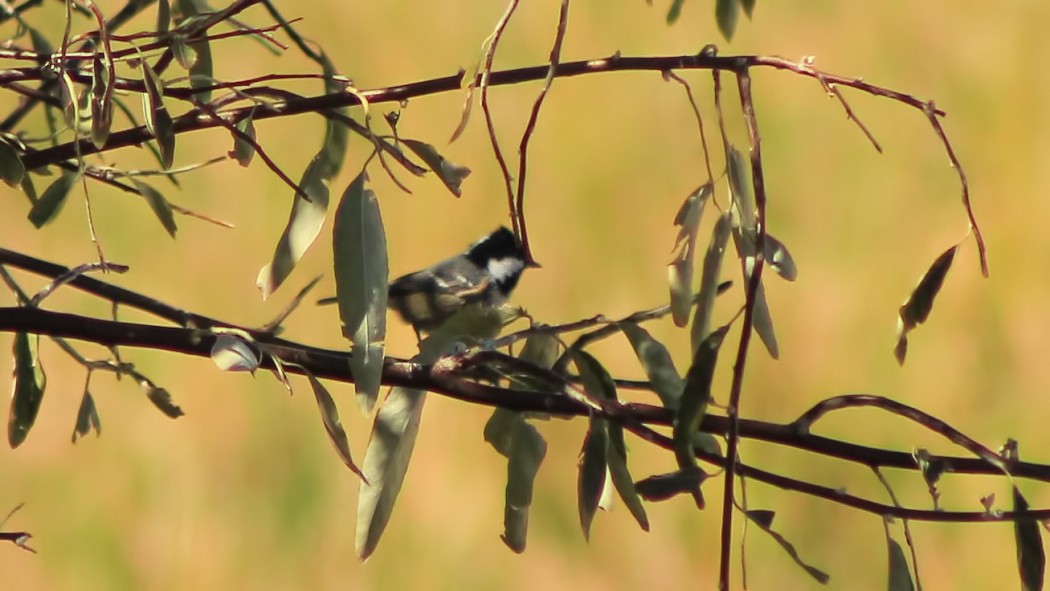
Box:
xmin=620 ymin=321 xmax=683 ymax=409
xmin=332 ymin=171 xmax=388 ymax=414
xmin=356 ymin=386 xmax=427 ymax=560
xmin=256 ymin=155 xmax=330 ymax=300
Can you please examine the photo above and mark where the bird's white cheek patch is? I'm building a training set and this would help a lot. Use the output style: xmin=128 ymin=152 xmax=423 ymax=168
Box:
xmin=488 ymin=257 xmax=525 ymax=282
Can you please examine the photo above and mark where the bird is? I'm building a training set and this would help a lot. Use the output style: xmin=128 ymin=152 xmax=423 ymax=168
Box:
xmin=387 ymin=226 xmax=527 ymax=333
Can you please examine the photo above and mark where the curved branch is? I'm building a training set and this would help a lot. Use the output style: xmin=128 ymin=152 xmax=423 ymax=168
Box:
xmin=19 ymin=52 xmax=945 ymax=171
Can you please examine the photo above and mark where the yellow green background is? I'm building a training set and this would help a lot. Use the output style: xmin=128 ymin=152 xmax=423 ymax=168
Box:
xmin=3 ymin=1 xmax=1049 ymax=589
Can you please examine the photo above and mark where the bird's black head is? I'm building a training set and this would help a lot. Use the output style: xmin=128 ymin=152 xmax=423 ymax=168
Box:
xmin=465 ymin=226 xmax=527 ymax=295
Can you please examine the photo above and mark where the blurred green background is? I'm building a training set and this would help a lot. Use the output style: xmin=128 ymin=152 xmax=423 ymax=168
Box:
xmin=3 ymin=1 xmax=1049 ymax=589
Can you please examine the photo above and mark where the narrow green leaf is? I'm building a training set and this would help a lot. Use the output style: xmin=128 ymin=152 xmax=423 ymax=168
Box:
xmin=691 ymin=211 xmax=732 ymax=353
xmin=111 ymin=96 xmax=180 ymax=187
xmin=666 ymin=0 xmax=685 ymax=24
xmin=716 ymin=0 xmax=740 ymax=40
xmin=746 ymin=510 xmax=830 ymax=584
xmin=356 ymin=386 xmax=426 ymax=560
xmin=0 ymin=138 xmax=25 ymax=188
xmin=141 ymin=65 xmax=174 ymax=169
xmin=484 ymin=408 xmax=547 ymax=553
xmin=143 ymin=384 xmax=183 ymax=418
xmin=131 ymin=179 xmax=177 ymax=237
xmin=9 ymin=333 xmax=45 ymax=448
xmin=332 ymin=171 xmax=388 ymax=415
xmin=573 ymin=349 xmax=648 ymax=531
xmin=764 ymin=233 xmax=797 ymax=281
xmin=26 ymin=23 xmax=53 ymax=56
xmin=1015 ymin=487 xmax=1046 ymax=591
xmin=171 ymin=37 xmax=197 ymax=70
xmin=749 ymin=277 xmax=779 ymax=358
xmin=741 ymin=0 xmax=756 ymax=17
xmin=402 ymin=139 xmax=472 ymax=197
xmin=894 ymin=245 xmax=957 ymax=365
xmin=674 ymin=325 xmax=728 ymax=471
xmin=577 ymin=414 xmax=608 ymax=540
xmin=71 ymin=391 xmax=101 ymax=443
xmin=669 ymin=183 xmax=712 ymax=326
xmin=187 ymin=33 xmax=213 ymax=103
xmin=156 ymin=0 xmax=171 ymax=35
xmin=887 ymin=537 xmax=915 ymax=591
xmin=620 ymin=321 xmax=683 ymax=409
xmin=232 ymin=113 xmax=256 ymax=167
xmin=28 ymin=171 xmax=78 ymax=228
xmin=727 ymin=145 xmax=754 ymax=230
xmin=256 ymin=57 xmax=348 ymax=299
xmin=318 ymin=52 xmax=350 ymax=180
xmin=90 ymin=55 xmax=113 ymax=149
xmin=256 ymin=154 xmax=331 ymax=299
xmin=21 ymin=173 xmax=37 ymax=206
xmin=305 ymin=371 xmax=366 ymax=480
xmin=635 ymin=467 xmax=705 ymax=506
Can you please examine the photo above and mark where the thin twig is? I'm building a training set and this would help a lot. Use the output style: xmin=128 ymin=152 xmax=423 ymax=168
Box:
xmin=514 ymin=0 xmax=569 ymax=265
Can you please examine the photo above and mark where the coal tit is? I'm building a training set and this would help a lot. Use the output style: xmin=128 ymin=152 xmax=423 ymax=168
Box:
xmin=387 ymin=226 xmax=527 ymax=333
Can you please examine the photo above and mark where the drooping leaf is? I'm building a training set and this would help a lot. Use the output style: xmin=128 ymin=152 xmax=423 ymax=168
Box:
xmin=0 ymin=138 xmax=25 ymax=188
xmin=232 ymin=113 xmax=256 ymax=167
xmin=666 ymin=0 xmax=685 ymax=24
xmin=894 ymin=245 xmax=957 ymax=365
xmin=9 ymin=333 xmax=45 ymax=448
xmin=317 ymin=52 xmax=350 ymax=180
xmin=635 ymin=467 xmax=705 ymax=507
xmin=305 ymin=371 xmax=366 ymax=480
xmin=131 ymin=179 xmax=177 ymax=237
xmin=577 ymin=411 xmax=608 ymax=540
xmin=402 ymin=139 xmax=471 ymax=197
xmin=209 ymin=334 xmax=260 ymax=373
xmin=484 ymin=408 xmax=547 ymax=553
xmin=741 ymin=0 xmax=756 ymax=18
xmin=887 ymin=537 xmax=915 ymax=591
xmin=256 ymin=154 xmax=331 ymax=299
xmin=674 ymin=325 xmax=728 ymax=472
xmin=356 ymin=279 xmax=505 ymax=559
xmin=332 ymin=171 xmax=388 ymax=415
xmin=171 ymin=36 xmax=197 ymax=70
xmin=141 ymin=64 xmax=175 ymax=169
xmin=356 ymin=386 xmax=426 ymax=560
xmin=484 ymin=334 xmax=556 ymax=551
xmin=620 ymin=321 xmax=683 ymax=409
xmin=256 ymin=54 xmax=348 ymax=299
xmin=573 ymin=349 xmax=648 ymax=531
xmin=1014 ymin=487 xmax=1046 ymax=591
xmin=71 ymin=391 xmax=101 ymax=443
xmin=745 ymin=510 xmax=830 ymax=584
xmin=715 ymin=0 xmax=740 ymax=40
xmin=28 ymin=171 xmax=78 ymax=228
xmin=20 ymin=173 xmax=37 ymax=205
xmin=764 ymin=232 xmax=798 ymax=282
xmin=731 ymin=228 xmax=780 ymax=359
xmin=90 ymin=54 xmax=113 ymax=149
xmin=748 ymin=277 xmax=779 ymax=358
xmin=691 ymin=211 xmax=732 ymax=354
xmin=668 ymin=183 xmax=712 ymax=326
xmin=156 ymin=0 xmax=171 ymax=34
xmin=111 ymin=96 xmax=180 ymax=188
xmin=727 ymin=145 xmax=754 ymax=230
xmin=143 ymin=383 xmax=183 ymax=418
xmin=187 ymin=33 xmax=213 ymax=103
